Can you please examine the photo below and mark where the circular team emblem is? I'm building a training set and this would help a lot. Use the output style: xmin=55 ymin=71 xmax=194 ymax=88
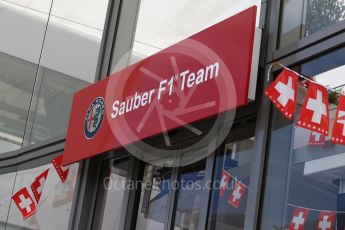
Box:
xmin=84 ymin=97 xmax=105 ymax=139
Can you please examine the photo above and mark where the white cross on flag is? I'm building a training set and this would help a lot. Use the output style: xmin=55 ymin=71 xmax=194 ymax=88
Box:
xmin=288 ymin=207 xmax=310 ymax=230
xmin=317 ymin=211 xmax=335 ymax=230
xmin=227 ymin=180 xmax=246 ymax=209
xmin=219 ymin=170 xmax=232 ymax=198
xmin=30 ymin=168 xmax=49 ymax=203
xmin=52 ymin=155 xmax=69 ymax=182
xmin=332 ymin=94 xmax=345 ymax=145
xmin=297 ymin=82 xmax=329 ymax=135
xmin=265 ymin=68 xmax=298 ymax=119
xmin=12 ymin=187 xmax=36 ymax=220
xmin=309 ymin=131 xmax=326 ymax=146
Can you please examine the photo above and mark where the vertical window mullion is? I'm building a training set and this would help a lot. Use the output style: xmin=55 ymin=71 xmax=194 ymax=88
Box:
xmin=197 ymin=151 xmax=216 ymax=230
xmin=166 ymin=153 xmax=180 ymax=230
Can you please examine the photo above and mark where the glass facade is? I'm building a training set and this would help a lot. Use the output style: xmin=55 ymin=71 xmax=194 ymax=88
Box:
xmin=4 ymin=0 xmax=345 ymax=229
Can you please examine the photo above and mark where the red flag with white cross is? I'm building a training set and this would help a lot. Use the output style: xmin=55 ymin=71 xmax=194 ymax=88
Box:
xmin=297 ymin=82 xmax=329 ymax=135
xmin=288 ymin=207 xmax=310 ymax=230
xmin=52 ymin=155 xmax=69 ymax=182
xmin=219 ymin=170 xmax=232 ymax=198
xmin=30 ymin=168 xmax=49 ymax=204
xmin=265 ymin=68 xmax=298 ymax=119
xmin=309 ymin=131 xmax=326 ymax=146
xmin=227 ymin=180 xmax=246 ymax=208
xmin=317 ymin=211 xmax=335 ymax=230
xmin=12 ymin=187 xmax=36 ymax=220
xmin=332 ymin=94 xmax=345 ymax=145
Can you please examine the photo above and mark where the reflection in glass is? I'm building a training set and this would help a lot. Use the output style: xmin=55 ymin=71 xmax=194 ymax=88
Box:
xmin=0 ymin=52 xmax=37 ymax=152
xmin=136 ymin=165 xmax=171 ymax=230
xmin=97 ymin=159 xmax=129 ymax=230
xmin=130 ymin=0 xmax=261 ymax=64
xmin=0 ymin=0 xmax=110 ymax=149
xmin=0 ymin=0 xmax=51 ymax=153
xmin=280 ymin=0 xmax=345 ymax=47
xmin=261 ymin=48 xmax=345 ymax=229
xmin=27 ymin=68 xmax=88 ymax=144
xmin=207 ymin=138 xmax=254 ymax=230
xmin=172 ymin=159 xmax=206 ymax=230
xmin=7 ymin=163 xmax=79 ymax=229
xmin=23 ymin=0 xmax=110 ymax=144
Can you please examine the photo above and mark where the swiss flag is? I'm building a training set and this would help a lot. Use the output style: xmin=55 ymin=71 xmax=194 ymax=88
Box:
xmin=52 ymin=155 xmax=69 ymax=182
xmin=227 ymin=181 xmax=246 ymax=209
xmin=332 ymin=94 xmax=345 ymax=145
xmin=317 ymin=211 xmax=335 ymax=230
xmin=297 ymin=82 xmax=329 ymax=135
xmin=288 ymin=207 xmax=310 ymax=230
xmin=265 ymin=68 xmax=298 ymax=119
xmin=219 ymin=170 xmax=232 ymax=198
xmin=30 ymin=168 xmax=49 ymax=203
xmin=309 ymin=131 xmax=326 ymax=146
xmin=12 ymin=187 xmax=36 ymax=220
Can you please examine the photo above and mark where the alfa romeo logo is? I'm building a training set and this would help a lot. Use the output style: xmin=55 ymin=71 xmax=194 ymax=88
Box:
xmin=84 ymin=97 xmax=105 ymax=139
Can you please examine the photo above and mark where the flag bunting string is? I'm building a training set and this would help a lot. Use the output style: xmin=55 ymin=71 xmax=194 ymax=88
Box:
xmin=268 ymin=63 xmax=345 ymax=95
xmin=287 ymin=203 xmax=345 ymax=214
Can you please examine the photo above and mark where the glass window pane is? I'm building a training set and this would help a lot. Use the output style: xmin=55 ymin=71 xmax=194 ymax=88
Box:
xmin=28 ymin=69 xmax=88 ymax=144
xmin=0 ymin=1 xmax=51 ymax=153
xmin=130 ymin=0 xmax=261 ymax=64
xmin=25 ymin=0 xmax=110 ymax=144
xmin=136 ymin=165 xmax=171 ymax=230
xmin=7 ymin=162 xmax=79 ymax=229
xmin=95 ymin=159 xmax=129 ymax=230
xmin=0 ymin=53 xmax=37 ymax=152
xmin=261 ymin=47 xmax=345 ymax=229
xmin=172 ymin=159 xmax=206 ymax=230
xmin=207 ymin=138 xmax=255 ymax=229
xmin=280 ymin=0 xmax=345 ymax=48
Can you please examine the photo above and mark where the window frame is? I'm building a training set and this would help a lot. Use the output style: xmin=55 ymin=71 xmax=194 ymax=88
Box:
xmin=266 ymin=0 xmax=345 ymax=64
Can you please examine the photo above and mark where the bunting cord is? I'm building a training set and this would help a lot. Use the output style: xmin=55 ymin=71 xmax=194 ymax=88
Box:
xmin=287 ymin=203 xmax=345 ymax=214
xmin=270 ymin=63 xmax=345 ymax=96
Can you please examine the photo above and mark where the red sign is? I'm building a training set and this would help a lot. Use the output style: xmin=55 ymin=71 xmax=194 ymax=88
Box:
xmin=63 ymin=7 xmax=257 ymax=165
